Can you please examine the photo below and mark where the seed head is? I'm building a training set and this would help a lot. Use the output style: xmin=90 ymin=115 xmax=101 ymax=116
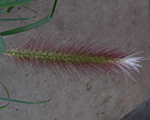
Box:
xmin=2 ymin=38 xmax=145 ymax=82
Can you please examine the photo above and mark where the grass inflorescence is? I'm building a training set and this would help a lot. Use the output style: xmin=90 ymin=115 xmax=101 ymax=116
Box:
xmin=2 ymin=37 xmax=144 ymax=81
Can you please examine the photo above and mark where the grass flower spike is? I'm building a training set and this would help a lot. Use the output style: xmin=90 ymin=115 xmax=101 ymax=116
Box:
xmin=2 ymin=38 xmax=144 ymax=81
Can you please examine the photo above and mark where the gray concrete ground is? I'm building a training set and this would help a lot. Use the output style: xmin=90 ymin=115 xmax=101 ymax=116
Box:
xmin=0 ymin=0 xmax=150 ymax=120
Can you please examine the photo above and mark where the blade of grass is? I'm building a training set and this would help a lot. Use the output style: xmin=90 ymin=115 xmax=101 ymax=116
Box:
xmin=0 ymin=109 xmax=22 ymax=120
xmin=0 ymin=82 xmax=10 ymax=109
xmin=0 ymin=35 xmax=6 ymax=54
xmin=0 ymin=96 xmax=52 ymax=104
xmin=0 ymin=7 xmax=14 ymax=14
xmin=0 ymin=81 xmax=51 ymax=105
xmin=6 ymin=6 xmax=14 ymax=14
xmin=0 ymin=0 xmax=57 ymax=36
xmin=0 ymin=0 xmax=38 ymax=8
xmin=48 ymin=0 xmax=57 ymax=18
xmin=0 ymin=5 xmax=38 ymax=21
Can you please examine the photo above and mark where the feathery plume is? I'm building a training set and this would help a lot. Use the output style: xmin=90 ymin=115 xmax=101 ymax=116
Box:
xmin=2 ymin=38 xmax=144 ymax=81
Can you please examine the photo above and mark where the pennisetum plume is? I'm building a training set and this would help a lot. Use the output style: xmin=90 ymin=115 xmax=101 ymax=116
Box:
xmin=2 ymin=37 xmax=145 ymax=82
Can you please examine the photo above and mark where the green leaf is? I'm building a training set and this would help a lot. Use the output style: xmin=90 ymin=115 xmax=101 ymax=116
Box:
xmin=0 ymin=96 xmax=52 ymax=104
xmin=0 ymin=6 xmax=38 ymax=21
xmin=0 ymin=82 xmax=52 ymax=105
xmin=6 ymin=6 xmax=14 ymax=14
xmin=0 ymin=16 xmax=50 ymax=35
xmin=0 ymin=0 xmax=38 ymax=8
xmin=0 ymin=0 xmax=58 ymax=36
xmin=0 ymin=109 xmax=22 ymax=120
xmin=0 ymin=35 xmax=6 ymax=54
xmin=0 ymin=82 xmax=10 ymax=109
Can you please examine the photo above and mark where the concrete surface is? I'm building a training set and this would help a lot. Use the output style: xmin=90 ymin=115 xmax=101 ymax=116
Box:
xmin=0 ymin=0 xmax=150 ymax=120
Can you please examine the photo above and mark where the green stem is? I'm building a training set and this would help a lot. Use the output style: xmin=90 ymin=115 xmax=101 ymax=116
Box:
xmin=3 ymin=50 xmax=111 ymax=64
